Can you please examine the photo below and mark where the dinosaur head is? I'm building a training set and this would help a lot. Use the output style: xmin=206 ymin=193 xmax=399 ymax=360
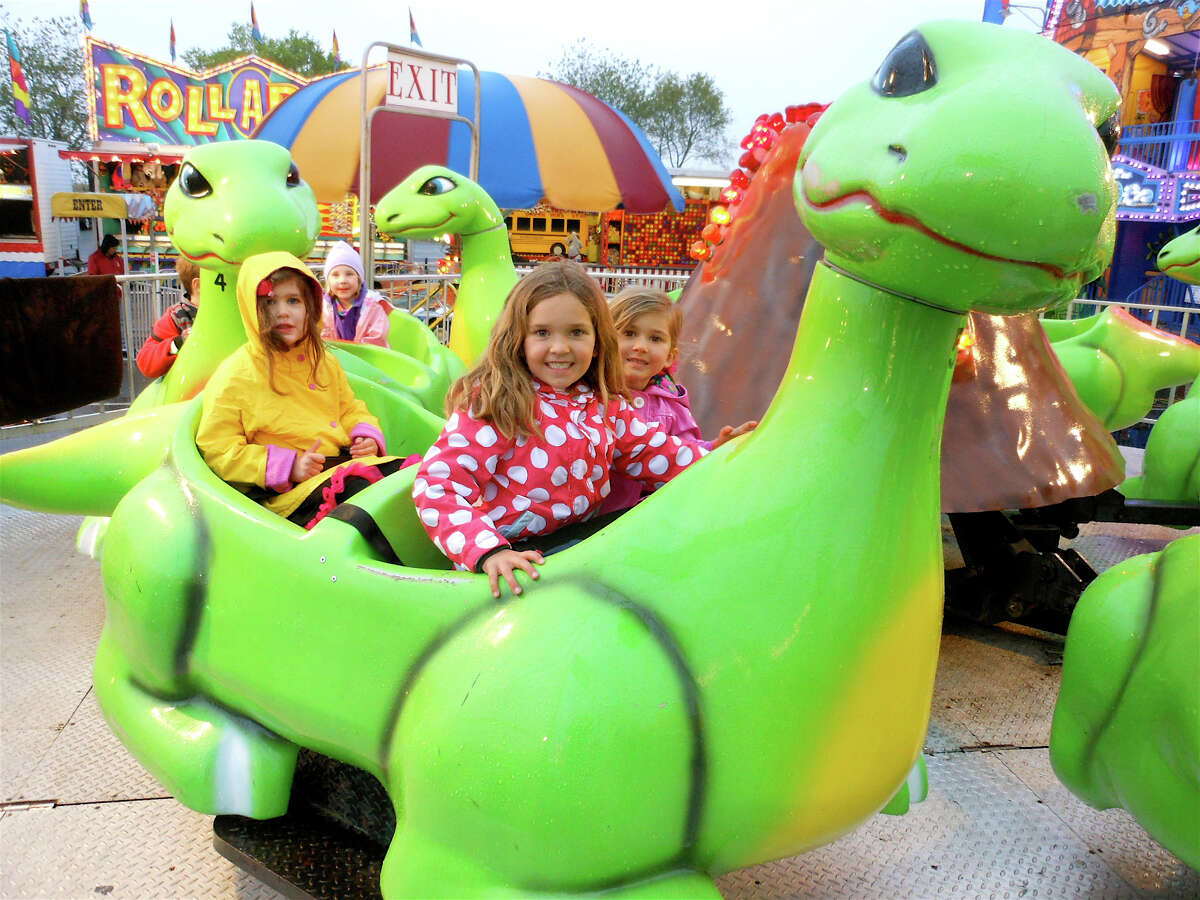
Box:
xmin=1157 ymin=225 xmax=1200 ymax=285
xmin=796 ymin=20 xmax=1119 ymax=315
xmin=374 ymin=165 xmax=506 ymax=240
xmin=164 ymin=140 xmax=320 ymax=268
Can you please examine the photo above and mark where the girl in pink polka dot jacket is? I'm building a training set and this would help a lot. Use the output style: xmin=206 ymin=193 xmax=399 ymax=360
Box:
xmin=600 ymin=286 xmax=757 ymax=515
xmin=414 ymin=260 xmax=720 ymax=598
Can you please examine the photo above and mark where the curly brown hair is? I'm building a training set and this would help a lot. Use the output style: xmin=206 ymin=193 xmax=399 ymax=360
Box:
xmin=445 ymin=260 xmax=628 ymax=439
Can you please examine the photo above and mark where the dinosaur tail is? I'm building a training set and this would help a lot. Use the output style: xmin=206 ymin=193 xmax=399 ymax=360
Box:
xmin=0 ymin=402 xmax=188 ymax=516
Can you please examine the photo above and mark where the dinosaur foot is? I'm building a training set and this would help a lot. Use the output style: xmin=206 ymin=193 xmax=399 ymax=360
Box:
xmin=76 ymin=516 xmax=109 ymax=559
xmin=381 ymin=828 xmax=722 ymax=899
xmin=93 ymin=626 xmax=297 ymax=818
xmin=880 ymin=755 xmax=929 ymax=816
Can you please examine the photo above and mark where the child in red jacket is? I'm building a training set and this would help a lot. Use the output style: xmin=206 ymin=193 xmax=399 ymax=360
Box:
xmin=136 ymin=257 xmax=200 ymax=378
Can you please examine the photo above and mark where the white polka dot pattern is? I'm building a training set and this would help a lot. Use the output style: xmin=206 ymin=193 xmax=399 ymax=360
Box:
xmin=413 ymin=383 xmax=708 ymax=570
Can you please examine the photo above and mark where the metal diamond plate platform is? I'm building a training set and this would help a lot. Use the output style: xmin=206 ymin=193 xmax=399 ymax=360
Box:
xmin=1 ymin=501 xmax=1196 ymax=898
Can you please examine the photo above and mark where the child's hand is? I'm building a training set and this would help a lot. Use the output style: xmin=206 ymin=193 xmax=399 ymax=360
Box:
xmin=481 ymin=549 xmax=544 ymax=598
xmin=349 ymin=435 xmax=379 ymax=458
xmin=291 ymin=440 xmax=325 ymax=482
xmin=712 ymin=420 xmax=758 ymax=449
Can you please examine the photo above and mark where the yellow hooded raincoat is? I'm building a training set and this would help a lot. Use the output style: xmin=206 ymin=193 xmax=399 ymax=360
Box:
xmin=195 ymin=251 xmax=392 ymax=518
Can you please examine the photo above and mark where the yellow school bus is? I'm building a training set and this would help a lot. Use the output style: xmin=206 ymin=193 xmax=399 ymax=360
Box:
xmin=504 ymin=210 xmax=594 ymax=258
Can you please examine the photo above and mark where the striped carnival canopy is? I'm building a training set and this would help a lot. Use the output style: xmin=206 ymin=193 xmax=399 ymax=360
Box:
xmin=253 ymin=67 xmax=685 ymax=213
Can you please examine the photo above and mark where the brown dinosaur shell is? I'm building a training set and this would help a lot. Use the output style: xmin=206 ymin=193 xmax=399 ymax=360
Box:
xmin=676 ymin=126 xmax=1123 ymax=513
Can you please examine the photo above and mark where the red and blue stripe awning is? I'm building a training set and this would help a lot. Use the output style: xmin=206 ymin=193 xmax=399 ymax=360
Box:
xmin=254 ymin=67 xmax=684 ymax=213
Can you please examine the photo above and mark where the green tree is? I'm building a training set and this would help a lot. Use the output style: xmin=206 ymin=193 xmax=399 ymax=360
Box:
xmin=542 ymin=39 xmax=731 ymax=167
xmin=644 ymin=72 xmax=731 ymax=168
xmin=183 ymin=22 xmax=348 ymax=77
xmin=0 ymin=6 xmax=89 ymax=147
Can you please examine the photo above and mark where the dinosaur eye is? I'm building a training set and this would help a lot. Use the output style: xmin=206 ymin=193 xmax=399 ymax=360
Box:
xmin=418 ymin=176 xmax=457 ymax=196
xmin=1097 ymin=113 xmax=1121 ymax=158
xmin=286 ymin=162 xmax=301 ymax=187
xmin=177 ymin=163 xmax=212 ymax=198
xmin=872 ymin=31 xmax=937 ymax=98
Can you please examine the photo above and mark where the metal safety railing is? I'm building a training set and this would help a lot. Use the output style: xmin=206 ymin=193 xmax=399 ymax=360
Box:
xmin=8 ymin=271 xmax=1195 ymax=442
xmin=1 ymin=264 xmax=697 ymax=438
xmin=1116 ymin=118 xmax=1200 ymax=172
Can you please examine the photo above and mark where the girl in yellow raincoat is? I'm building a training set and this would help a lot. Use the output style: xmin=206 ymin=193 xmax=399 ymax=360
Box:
xmin=196 ymin=251 xmax=413 ymax=528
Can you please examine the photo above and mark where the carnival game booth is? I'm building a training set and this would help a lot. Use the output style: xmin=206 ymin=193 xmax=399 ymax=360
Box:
xmin=1047 ymin=1 xmax=1200 ymax=319
xmin=0 ymin=137 xmax=87 ymax=277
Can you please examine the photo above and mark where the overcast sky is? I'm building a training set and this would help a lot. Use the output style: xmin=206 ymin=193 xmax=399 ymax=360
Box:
xmin=15 ymin=0 xmax=1044 ymax=166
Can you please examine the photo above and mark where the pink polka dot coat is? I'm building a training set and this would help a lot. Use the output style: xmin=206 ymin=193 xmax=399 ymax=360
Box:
xmin=413 ymin=380 xmax=710 ymax=571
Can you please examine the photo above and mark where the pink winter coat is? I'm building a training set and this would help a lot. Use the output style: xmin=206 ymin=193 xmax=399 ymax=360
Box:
xmin=599 ymin=376 xmax=713 ymax=514
xmin=320 ymin=290 xmax=391 ymax=348
xmin=414 ymin=380 xmax=709 ymax=571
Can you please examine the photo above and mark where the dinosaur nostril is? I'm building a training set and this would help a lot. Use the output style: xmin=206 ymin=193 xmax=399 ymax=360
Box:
xmin=887 ymin=144 xmax=907 ymax=162
xmin=212 ymin=233 xmax=225 ymax=243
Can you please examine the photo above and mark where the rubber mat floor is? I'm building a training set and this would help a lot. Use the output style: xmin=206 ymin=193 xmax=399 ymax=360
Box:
xmin=1 ymin=503 xmax=1196 ymax=899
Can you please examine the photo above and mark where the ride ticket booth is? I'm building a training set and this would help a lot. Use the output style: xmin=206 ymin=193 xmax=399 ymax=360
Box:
xmin=50 ymin=191 xmax=133 ymax=275
xmin=600 ymin=210 xmax=624 ymax=267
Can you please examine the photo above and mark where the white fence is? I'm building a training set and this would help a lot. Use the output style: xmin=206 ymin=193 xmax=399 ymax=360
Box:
xmin=2 ymin=265 xmax=695 ymax=436
xmin=6 ymin=276 xmax=1192 ymax=439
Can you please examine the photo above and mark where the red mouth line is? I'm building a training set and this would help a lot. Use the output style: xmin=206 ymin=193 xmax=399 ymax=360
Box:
xmin=1162 ymin=261 xmax=1199 ymax=274
xmin=178 ymin=247 xmax=238 ymax=265
xmin=392 ymin=213 xmax=454 ymax=234
xmin=806 ymin=188 xmax=1074 ymax=281
xmin=167 ymin=228 xmax=239 ymax=266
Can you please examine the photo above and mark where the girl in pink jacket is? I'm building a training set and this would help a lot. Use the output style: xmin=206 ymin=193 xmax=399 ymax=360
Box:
xmin=319 ymin=241 xmax=391 ymax=347
xmin=414 ymin=261 xmax=711 ymax=598
xmin=601 ymin=287 xmax=757 ymax=514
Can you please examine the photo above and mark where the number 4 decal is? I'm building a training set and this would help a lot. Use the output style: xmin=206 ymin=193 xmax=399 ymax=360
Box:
xmin=214 ymin=273 xmax=227 ymax=291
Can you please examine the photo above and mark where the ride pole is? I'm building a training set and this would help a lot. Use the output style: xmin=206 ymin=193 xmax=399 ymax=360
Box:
xmin=358 ymin=43 xmax=481 ymax=279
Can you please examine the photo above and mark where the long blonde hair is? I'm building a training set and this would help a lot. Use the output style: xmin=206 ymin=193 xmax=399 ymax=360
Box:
xmin=255 ymin=267 xmax=325 ymax=394
xmin=445 ymin=260 xmax=627 ymax=439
